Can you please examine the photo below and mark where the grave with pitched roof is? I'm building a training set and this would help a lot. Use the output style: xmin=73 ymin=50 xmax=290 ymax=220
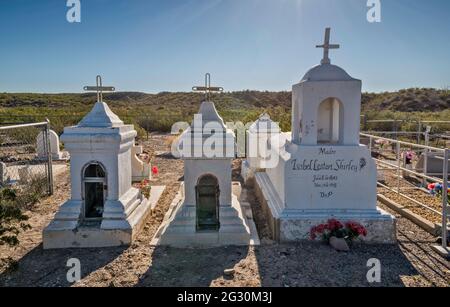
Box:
xmin=43 ymin=76 xmax=164 ymax=249
xmin=152 ymin=74 xmax=259 ymax=247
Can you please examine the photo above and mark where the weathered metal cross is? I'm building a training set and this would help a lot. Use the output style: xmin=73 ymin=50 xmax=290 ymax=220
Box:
xmin=83 ymin=75 xmax=115 ymax=103
xmin=316 ymin=27 xmax=340 ymax=65
xmin=192 ymin=73 xmax=223 ymax=101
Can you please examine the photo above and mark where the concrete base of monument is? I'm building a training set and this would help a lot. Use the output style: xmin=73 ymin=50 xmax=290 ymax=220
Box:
xmin=43 ymin=186 xmax=166 ymax=249
xmin=254 ymin=172 xmax=397 ymax=244
xmin=151 ymin=182 xmax=260 ymax=247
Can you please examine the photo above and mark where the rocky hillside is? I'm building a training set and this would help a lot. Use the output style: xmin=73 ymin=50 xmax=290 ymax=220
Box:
xmin=1 ymin=88 xmax=448 ymax=113
xmin=362 ymin=88 xmax=450 ymax=112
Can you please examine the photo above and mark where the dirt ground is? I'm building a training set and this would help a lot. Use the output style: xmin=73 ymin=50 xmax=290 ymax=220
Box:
xmin=0 ymin=133 xmax=449 ymax=287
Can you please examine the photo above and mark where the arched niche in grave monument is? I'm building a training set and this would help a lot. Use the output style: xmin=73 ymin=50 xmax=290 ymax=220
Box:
xmin=82 ymin=162 xmax=107 ymax=221
xmin=317 ymin=97 xmax=344 ymax=145
xmin=195 ymin=174 xmax=220 ymax=232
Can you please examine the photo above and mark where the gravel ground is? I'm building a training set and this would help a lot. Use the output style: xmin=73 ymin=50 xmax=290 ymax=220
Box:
xmin=380 ymin=170 xmax=444 ymax=224
xmin=0 ymin=133 xmax=448 ymax=287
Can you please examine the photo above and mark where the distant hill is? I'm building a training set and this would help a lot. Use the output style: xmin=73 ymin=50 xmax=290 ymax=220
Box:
xmin=0 ymin=88 xmax=449 ymax=113
xmin=0 ymin=88 xmax=448 ymax=134
xmin=362 ymin=88 xmax=450 ymax=112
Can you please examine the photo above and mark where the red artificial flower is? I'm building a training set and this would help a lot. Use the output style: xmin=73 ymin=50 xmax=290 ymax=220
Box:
xmin=428 ymin=183 xmax=436 ymax=191
xmin=152 ymin=166 xmax=159 ymax=176
xmin=327 ymin=219 xmax=343 ymax=231
xmin=310 ymin=223 xmax=328 ymax=240
xmin=346 ymin=221 xmax=367 ymax=237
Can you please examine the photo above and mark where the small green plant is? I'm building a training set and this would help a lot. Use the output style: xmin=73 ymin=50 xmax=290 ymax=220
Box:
xmin=0 ymin=187 xmax=31 ymax=247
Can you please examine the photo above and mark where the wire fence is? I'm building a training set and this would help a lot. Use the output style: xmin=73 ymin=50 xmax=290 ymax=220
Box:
xmin=0 ymin=121 xmax=54 ymax=200
xmin=361 ymin=133 xmax=449 ymax=251
xmin=361 ymin=116 xmax=450 ymax=145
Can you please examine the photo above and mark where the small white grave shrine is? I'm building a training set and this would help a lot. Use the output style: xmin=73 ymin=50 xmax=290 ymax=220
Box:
xmin=242 ymin=113 xmax=281 ymax=182
xmin=43 ymin=77 xmax=156 ymax=249
xmin=254 ymin=29 xmax=396 ymax=243
xmin=37 ymin=129 xmax=65 ymax=160
xmin=153 ymin=75 xmax=258 ymax=247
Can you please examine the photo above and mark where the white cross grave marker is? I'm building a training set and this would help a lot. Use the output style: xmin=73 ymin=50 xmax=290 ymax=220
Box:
xmin=316 ymin=27 xmax=340 ymax=65
xmin=192 ymin=73 xmax=223 ymax=101
xmin=83 ymin=75 xmax=115 ymax=103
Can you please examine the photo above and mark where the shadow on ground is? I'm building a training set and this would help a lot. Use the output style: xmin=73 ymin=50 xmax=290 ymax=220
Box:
xmin=136 ymin=245 xmax=250 ymax=287
xmin=0 ymin=244 xmax=126 ymax=287
xmin=253 ymin=242 xmax=418 ymax=287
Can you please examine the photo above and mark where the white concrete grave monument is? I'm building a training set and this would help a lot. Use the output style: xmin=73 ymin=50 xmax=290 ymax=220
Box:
xmin=254 ymin=28 xmax=396 ymax=243
xmin=43 ymin=76 xmax=159 ymax=249
xmin=241 ymin=113 xmax=281 ymax=183
xmin=153 ymin=74 xmax=259 ymax=247
xmin=37 ymin=129 xmax=65 ymax=160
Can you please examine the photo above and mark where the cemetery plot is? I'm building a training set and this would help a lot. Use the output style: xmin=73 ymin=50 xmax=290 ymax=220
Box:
xmin=0 ymin=134 xmax=449 ymax=287
xmin=361 ymin=119 xmax=450 ymax=149
xmin=365 ymin=133 xmax=449 ymax=237
xmin=0 ymin=123 xmax=54 ymax=203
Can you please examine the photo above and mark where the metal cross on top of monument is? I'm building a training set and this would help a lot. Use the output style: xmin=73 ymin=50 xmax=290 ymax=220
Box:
xmin=316 ymin=27 xmax=340 ymax=65
xmin=192 ymin=73 xmax=224 ymax=101
xmin=83 ymin=75 xmax=115 ymax=103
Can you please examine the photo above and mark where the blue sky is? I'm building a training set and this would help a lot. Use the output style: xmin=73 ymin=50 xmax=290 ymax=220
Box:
xmin=0 ymin=0 xmax=449 ymax=93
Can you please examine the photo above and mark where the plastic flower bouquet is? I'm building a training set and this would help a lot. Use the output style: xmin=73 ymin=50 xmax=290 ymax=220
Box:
xmin=310 ymin=219 xmax=368 ymax=243
xmin=428 ymin=183 xmax=450 ymax=205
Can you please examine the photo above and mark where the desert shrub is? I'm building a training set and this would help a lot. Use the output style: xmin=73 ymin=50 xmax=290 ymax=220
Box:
xmin=0 ymin=187 xmax=30 ymax=247
xmin=16 ymin=174 xmax=48 ymax=208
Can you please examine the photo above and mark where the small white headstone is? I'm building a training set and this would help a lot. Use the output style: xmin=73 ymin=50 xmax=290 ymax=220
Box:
xmin=37 ymin=130 xmax=63 ymax=160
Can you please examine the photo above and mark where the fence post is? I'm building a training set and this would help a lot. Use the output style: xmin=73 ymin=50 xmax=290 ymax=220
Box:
xmin=45 ymin=119 xmax=54 ymax=195
xmin=417 ymin=121 xmax=422 ymax=144
xmin=423 ymin=128 xmax=432 ymax=184
xmin=393 ymin=120 xmax=398 ymax=140
xmin=441 ymin=149 xmax=449 ymax=251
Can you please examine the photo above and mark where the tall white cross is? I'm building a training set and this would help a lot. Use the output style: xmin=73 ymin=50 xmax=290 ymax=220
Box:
xmin=83 ymin=75 xmax=115 ymax=103
xmin=316 ymin=27 xmax=340 ymax=65
xmin=192 ymin=73 xmax=223 ymax=101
